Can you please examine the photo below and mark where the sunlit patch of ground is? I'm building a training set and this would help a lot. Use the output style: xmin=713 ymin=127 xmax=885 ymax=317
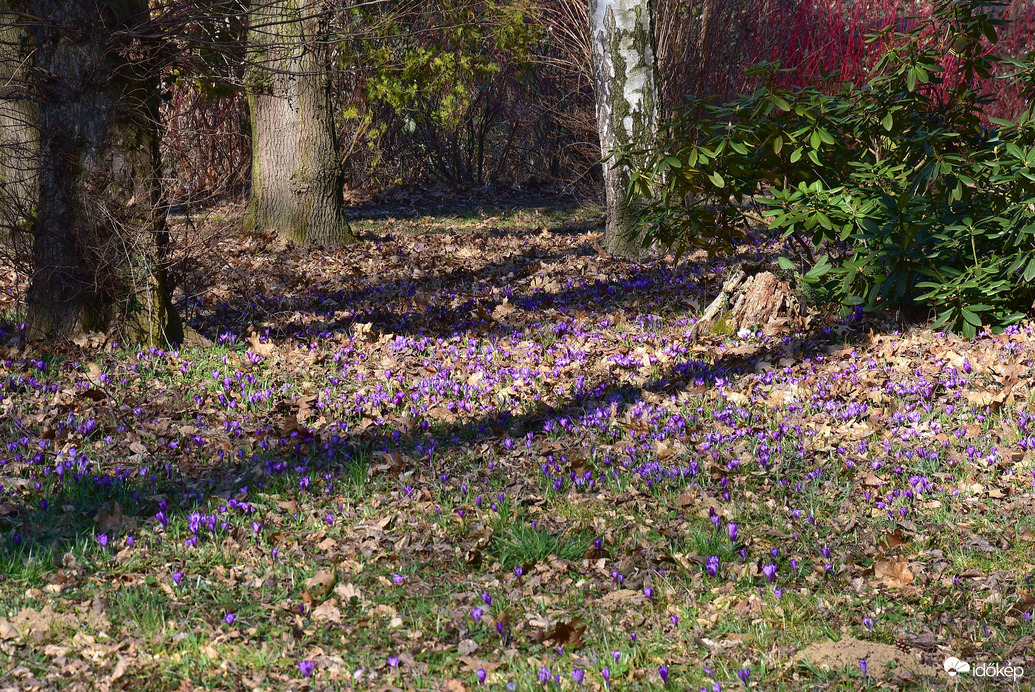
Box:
xmin=0 ymin=204 xmax=1031 ymax=690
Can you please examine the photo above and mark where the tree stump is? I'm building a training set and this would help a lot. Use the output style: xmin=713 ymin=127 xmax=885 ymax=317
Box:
xmin=690 ymin=268 xmax=796 ymax=338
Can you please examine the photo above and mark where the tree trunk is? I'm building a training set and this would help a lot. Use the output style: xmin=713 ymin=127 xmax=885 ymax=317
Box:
xmin=589 ymin=0 xmax=661 ymax=258
xmin=689 ymin=269 xmax=797 ymax=339
xmin=25 ymin=0 xmax=182 ymax=345
xmin=0 ymin=7 xmax=37 ymax=244
xmin=695 ymin=0 xmax=717 ymax=95
xmin=245 ymin=0 xmax=354 ymax=245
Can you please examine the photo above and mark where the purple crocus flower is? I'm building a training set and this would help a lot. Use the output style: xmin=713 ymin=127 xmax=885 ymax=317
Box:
xmin=863 ymin=616 xmax=874 ymax=630
xmin=859 ymin=659 xmax=867 ymax=676
xmin=727 ymin=523 xmax=738 ymax=541
xmin=762 ymin=564 xmax=777 ymax=583
xmin=224 ymin=612 xmax=236 ymax=625
xmin=738 ymin=668 xmax=750 ymax=684
xmin=477 ymin=668 xmax=486 ymax=685
xmin=172 ymin=571 xmax=183 ymax=586
xmin=644 ymin=587 xmax=654 ymax=601
xmin=658 ymin=665 xmax=669 ymax=686
xmin=388 ymin=656 xmax=399 ymax=669
xmin=97 ymin=533 xmax=109 ymax=548
xmin=471 ymin=607 xmax=483 ymax=622
xmin=298 ymin=660 xmax=314 ymax=678
xmin=481 ymin=592 xmax=492 ymax=605
xmin=572 ymin=668 xmax=585 ymax=684
xmin=706 ymin=555 xmax=720 ymax=577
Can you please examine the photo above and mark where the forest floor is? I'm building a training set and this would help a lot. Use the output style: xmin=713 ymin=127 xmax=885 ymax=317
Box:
xmin=0 ymin=203 xmax=1032 ymax=690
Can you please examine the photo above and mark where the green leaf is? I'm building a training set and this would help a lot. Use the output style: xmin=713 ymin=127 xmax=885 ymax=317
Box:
xmin=881 ymin=112 xmax=894 ymax=131
xmin=708 ymin=171 xmax=725 ymax=188
xmin=906 ymin=67 xmax=917 ymax=92
xmin=770 ymin=93 xmax=792 ymax=111
xmin=772 ymin=135 xmax=784 ymax=155
xmin=729 ymin=141 xmax=749 ymax=155
xmin=806 ymin=255 xmax=832 ymax=279
xmin=777 ymin=256 xmax=797 ymax=272
xmin=982 ymin=22 xmax=998 ymax=44
xmin=961 ymin=308 xmax=982 ymax=327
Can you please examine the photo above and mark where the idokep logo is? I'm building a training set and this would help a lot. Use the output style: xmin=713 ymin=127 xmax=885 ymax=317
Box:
xmin=944 ymin=657 xmax=1025 ymax=681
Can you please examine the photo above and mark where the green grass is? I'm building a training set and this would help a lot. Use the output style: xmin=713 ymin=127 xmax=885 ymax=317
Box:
xmin=488 ymin=523 xmax=591 ymax=570
xmin=0 ymin=204 xmax=1031 ymax=689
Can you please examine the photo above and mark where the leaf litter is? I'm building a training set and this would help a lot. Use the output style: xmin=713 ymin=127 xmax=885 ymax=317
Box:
xmin=0 ymin=203 xmax=1032 ymax=688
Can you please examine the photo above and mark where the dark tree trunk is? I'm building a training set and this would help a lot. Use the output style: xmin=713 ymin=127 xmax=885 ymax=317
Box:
xmin=24 ymin=0 xmax=181 ymax=345
xmin=0 ymin=7 xmax=37 ymax=243
xmin=590 ymin=0 xmax=662 ymax=258
xmin=245 ymin=0 xmax=354 ymax=245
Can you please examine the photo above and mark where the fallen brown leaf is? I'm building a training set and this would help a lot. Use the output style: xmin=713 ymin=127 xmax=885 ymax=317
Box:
xmin=872 ymin=556 xmax=914 ymax=589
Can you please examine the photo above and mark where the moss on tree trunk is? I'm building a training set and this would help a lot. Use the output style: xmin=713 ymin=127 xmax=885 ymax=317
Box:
xmin=245 ymin=0 xmax=354 ymax=246
xmin=24 ymin=0 xmax=182 ymax=346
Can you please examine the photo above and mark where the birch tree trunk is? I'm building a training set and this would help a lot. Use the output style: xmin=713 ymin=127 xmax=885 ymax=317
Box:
xmin=24 ymin=0 xmax=182 ymax=345
xmin=244 ymin=0 xmax=354 ymax=246
xmin=589 ymin=0 xmax=661 ymax=257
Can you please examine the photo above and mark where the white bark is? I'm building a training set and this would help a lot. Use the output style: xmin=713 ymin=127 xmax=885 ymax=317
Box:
xmin=590 ymin=0 xmax=661 ymax=257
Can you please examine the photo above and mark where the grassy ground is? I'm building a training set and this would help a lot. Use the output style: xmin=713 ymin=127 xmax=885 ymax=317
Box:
xmin=0 ymin=204 xmax=1032 ymax=690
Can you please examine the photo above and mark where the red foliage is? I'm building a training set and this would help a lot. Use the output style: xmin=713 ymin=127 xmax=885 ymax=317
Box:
xmin=662 ymin=0 xmax=1033 ymax=119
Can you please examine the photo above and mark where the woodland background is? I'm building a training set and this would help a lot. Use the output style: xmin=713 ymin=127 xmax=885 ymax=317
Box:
xmin=161 ymin=0 xmax=1035 ymax=204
